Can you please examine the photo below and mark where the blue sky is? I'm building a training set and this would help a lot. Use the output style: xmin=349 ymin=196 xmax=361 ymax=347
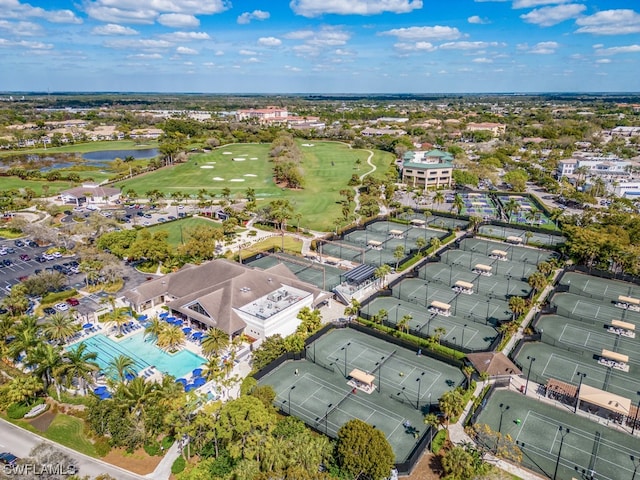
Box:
xmin=0 ymin=0 xmax=638 ymax=93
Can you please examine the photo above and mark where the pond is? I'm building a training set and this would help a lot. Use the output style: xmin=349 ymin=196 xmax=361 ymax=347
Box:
xmin=0 ymin=148 xmax=159 ymax=170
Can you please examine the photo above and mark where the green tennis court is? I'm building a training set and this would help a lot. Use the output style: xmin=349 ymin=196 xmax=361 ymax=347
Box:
xmin=458 ymin=237 xmax=558 ymax=265
xmin=475 ymin=389 xmax=640 ymax=480
xmin=515 ymin=342 xmax=640 ymax=400
xmin=245 ymin=252 xmax=343 ymax=290
xmin=439 ymin=249 xmax=538 ymax=280
xmin=552 ymin=292 xmax=640 ymax=325
xmin=478 ymin=225 xmax=565 ymax=246
xmin=560 ymin=272 xmax=640 ymax=303
xmin=257 ymin=327 xmax=465 ymax=463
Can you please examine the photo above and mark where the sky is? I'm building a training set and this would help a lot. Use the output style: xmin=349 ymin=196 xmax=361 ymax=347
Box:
xmin=0 ymin=0 xmax=639 ymax=94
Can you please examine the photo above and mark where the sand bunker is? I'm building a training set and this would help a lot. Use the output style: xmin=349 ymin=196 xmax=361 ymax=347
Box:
xmin=250 ymin=157 xmax=258 ymax=160
xmin=229 ymin=178 xmax=245 ymax=182
xmin=233 ymin=158 xmax=246 ymax=162
xmin=212 ymin=177 xmax=225 ymax=181
xmin=302 ymin=143 xmax=315 ymax=147
xmin=244 ymin=174 xmax=257 ymax=177
xmin=207 ymin=161 xmax=216 ymax=164
xmin=240 ymin=154 xmax=248 ymax=156
xmin=222 ymin=152 xmax=232 ymax=155
xmin=200 ymin=165 xmax=214 ymax=169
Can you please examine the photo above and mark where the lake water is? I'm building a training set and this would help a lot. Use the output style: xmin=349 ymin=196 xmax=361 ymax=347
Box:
xmin=0 ymin=147 xmax=159 ymax=170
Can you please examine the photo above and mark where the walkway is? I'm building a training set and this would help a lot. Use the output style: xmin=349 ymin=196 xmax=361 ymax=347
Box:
xmin=352 ymin=149 xmax=376 ymax=224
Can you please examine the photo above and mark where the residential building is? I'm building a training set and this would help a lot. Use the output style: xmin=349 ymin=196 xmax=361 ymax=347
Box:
xmin=59 ymin=183 xmax=120 ymax=205
xmin=466 ymin=122 xmax=506 ymax=137
xmin=401 ymin=149 xmax=454 ymax=189
xmin=123 ymin=259 xmax=331 ymax=340
xmin=361 ymin=127 xmax=407 ymax=137
xmin=556 ymin=159 xmax=577 ymax=178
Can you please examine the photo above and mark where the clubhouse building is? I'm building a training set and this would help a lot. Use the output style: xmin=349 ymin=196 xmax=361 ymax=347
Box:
xmin=400 ymin=149 xmax=454 ymax=189
xmin=123 ymin=259 xmax=331 ymax=340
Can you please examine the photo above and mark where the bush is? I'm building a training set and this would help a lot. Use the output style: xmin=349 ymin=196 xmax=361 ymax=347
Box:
xmin=431 ymin=429 xmax=447 ymax=454
xmin=94 ymin=437 xmax=111 ymax=457
xmin=42 ymin=289 xmax=78 ymax=305
xmin=171 ymin=456 xmax=186 ymax=474
xmin=144 ymin=440 xmax=161 ymax=456
xmin=7 ymin=399 xmax=44 ymax=419
xmin=247 ymin=230 xmax=258 ymax=237
xmin=161 ymin=435 xmax=175 ymax=450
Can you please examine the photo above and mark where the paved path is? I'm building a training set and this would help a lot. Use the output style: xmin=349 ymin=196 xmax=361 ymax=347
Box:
xmin=353 ymin=149 xmax=376 ymax=224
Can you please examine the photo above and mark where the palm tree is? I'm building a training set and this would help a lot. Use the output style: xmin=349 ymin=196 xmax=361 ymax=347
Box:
xmin=60 ymin=343 xmax=100 ymax=395
xmin=8 ymin=325 xmax=40 ymax=362
xmin=468 ymin=215 xmax=482 ymax=234
xmin=143 ymin=316 xmax=165 ymax=343
xmin=343 ymin=298 xmax=361 ymax=320
xmin=201 ymin=328 xmax=230 ymax=358
xmin=42 ymin=313 xmax=79 ymax=345
xmin=374 ymin=264 xmax=392 ymax=288
xmin=429 ymin=236 xmax=441 ymax=254
xmin=398 ymin=314 xmax=412 ymax=334
xmin=375 ymin=308 xmax=388 ymax=324
xmin=393 ymin=245 xmax=405 ymax=270
xmin=156 ymin=325 xmax=185 ymax=352
xmin=452 ymin=194 xmax=464 ymax=215
xmin=439 ymin=389 xmax=465 ymax=427
xmin=433 ymin=326 xmax=446 ymax=345
xmin=203 ymin=354 xmax=224 ymax=382
xmin=416 ymin=236 xmax=427 ymax=255
xmin=527 ymin=272 xmax=548 ymax=295
xmin=28 ymin=343 xmax=64 ymax=397
xmin=503 ymin=199 xmax=520 ymax=223
xmin=508 ymin=296 xmax=527 ymax=321
xmin=108 ymin=355 xmax=137 ymax=384
xmin=433 ymin=191 xmax=445 ymax=210
xmin=4 ymin=376 xmax=44 ymax=406
xmin=536 ymin=261 xmax=553 ymax=276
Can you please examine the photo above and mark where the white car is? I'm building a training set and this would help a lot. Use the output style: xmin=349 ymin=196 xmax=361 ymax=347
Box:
xmin=42 ymin=253 xmax=55 ymax=261
xmin=51 ymin=252 xmax=62 ymax=258
xmin=55 ymin=302 xmax=69 ymax=311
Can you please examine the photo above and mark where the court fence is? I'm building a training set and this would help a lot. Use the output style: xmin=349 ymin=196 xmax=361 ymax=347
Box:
xmin=565 ymin=264 xmax=640 ymax=288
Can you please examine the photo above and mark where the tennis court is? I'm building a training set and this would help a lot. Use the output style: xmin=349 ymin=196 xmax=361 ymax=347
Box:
xmin=457 ymin=237 xmax=558 ymax=266
xmin=246 ymin=252 xmax=343 ymax=290
xmin=560 ymin=272 xmax=640 ymax=303
xmin=439 ymin=249 xmax=539 ymax=280
xmin=515 ymin=342 xmax=640 ymax=400
xmin=477 ymin=225 xmax=565 ymax=246
xmin=416 ymin=262 xmax=531 ymax=299
xmin=460 ymin=192 xmax=500 ymax=219
xmin=318 ymin=240 xmax=395 ymax=266
xmin=258 ymin=328 xmax=465 ymax=463
xmin=551 ymin=292 xmax=640 ymax=326
xmin=364 ymin=292 xmax=504 ymax=350
xmin=475 ymin=389 xmax=640 ymax=480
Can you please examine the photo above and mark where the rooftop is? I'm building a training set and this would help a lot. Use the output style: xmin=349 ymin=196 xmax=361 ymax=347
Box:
xmin=239 ymin=286 xmax=311 ymax=320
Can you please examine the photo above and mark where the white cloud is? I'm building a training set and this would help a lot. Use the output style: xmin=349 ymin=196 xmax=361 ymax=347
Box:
xmin=258 ymin=36 xmax=281 ymax=47
xmin=127 ymin=53 xmax=162 ymax=59
xmin=0 ymin=1 xmax=82 ymax=24
xmin=334 ymin=48 xmax=351 ymax=55
xmin=158 ymin=13 xmax=200 ymax=28
xmin=285 ymin=65 xmax=302 ymax=72
xmin=576 ymin=9 xmax=640 ymax=35
xmin=161 ymin=31 xmax=210 ymax=41
xmin=214 ymin=50 xmax=224 ymax=56
xmin=380 ymin=25 xmax=461 ymax=41
xmin=286 ymin=26 xmax=351 ymax=57
xmin=92 ymin=23 xmax=139 ymax=36
xmin=0 ymin=20 xmax=42 ymax=36
xmin=439 ymin=41 xmax=504 ymax=50
xmin=468 ymin=15 xmax=490 ymax=24
xmin=105 ymin=38 xmax=172 ymax=49
xmin=512 ymin=0 xmax=571 ymax=8
xmin=237 ymin=10 xmax=270 ymax=24
xmin=528 ymin=41 xmax=559 ymax=54
xmin=284 ymin=30 xmax=315 ymax=40
xmin=472 ymin=57 xmax=493 ymax=63
xmin=595 ymin=58 xmax=611 ymax=63
xmin=394 ymin=41 xmax=436 ymax=52
xmin=176 ymin=46 xmax=198 ymax=55
xmin=520 ymin=4 xmax=586 ymax=27
xmin=245 ymin=57 xmax=260 ymax=63
xmin=239 ymin=49 xmax=257 ymax=55
xmin=595 ymin=44 xmax=640 ymax=55
xmin=83 ymin=0 xmax=229 ymax=24
xmin=0 ymin=38 xmax=53 ymax=49
xmin=290 ymin=0 xmax=423 ymax=17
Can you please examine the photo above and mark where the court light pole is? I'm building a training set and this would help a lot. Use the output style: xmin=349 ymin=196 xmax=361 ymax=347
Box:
xmin=553 ymin=426 xmax=570 ymax=480
xmin=575 ymin=371 xmax=586 ymax=413
xmin=288 ymin=385 xmax=296 ymax=415
xmin=524 ymin=356 xmax=535 ymax=395
xmin=416 ymin=372 xmax=425 ymax=410
xmin=632 ymin=455 xmax=640 ymax=480
xmin=424 ymin=281 xmax=429 ymax=308
xmin=522 ymin=259 xmax=527 ymax=279
xmin=498 ymin=403 xmax=510 ymax=433
xmin=632 ymin=395 xmax=640 ymax=435
xmin=341 ymin=342 xmax=351 ymax=379
xmin=325 ymin=403 xmax=332 ymax=435
xmin=375 ymin=356 xmax=385 ymax=393
xmin=462 ymin=324 xmax=467 ymax=349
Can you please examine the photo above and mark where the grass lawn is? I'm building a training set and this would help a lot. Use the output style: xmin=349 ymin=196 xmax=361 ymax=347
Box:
xmin=144 ymin=216 xmax=223 ymax=247
xmin=43 ymin=413 xmax=98 ymax=457
xmin=0 ymin=177 xmax=79 ymax=196
xmin=238 ymin=236 xmax=303 ymax=259
xmin=115 ymin=141 xmax=394 ymax=231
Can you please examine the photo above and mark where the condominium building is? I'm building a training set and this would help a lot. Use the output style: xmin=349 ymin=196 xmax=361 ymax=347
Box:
xmin=401 ymin=150 xmax=454 ymax=189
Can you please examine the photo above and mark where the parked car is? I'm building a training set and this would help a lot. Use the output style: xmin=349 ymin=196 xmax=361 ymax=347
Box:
xmin=43 ymin=307 xmax=56 ymax=315
xmin=35 ymin=256 xmax=47 ymax=263
xmin=3 ymin=259 xmax=12 ymax=267
xmin=0 ymin=452 xmax=19 ymax=465
xmin=66 ymin=298 xmax=80 ymax=306
xmin=19 ymin=254 xmax=30 ymax=261
xmin=55 ymin=302 xmax=69 ymax=312
xmin=14 ymin=240 xmax=24 ymax=247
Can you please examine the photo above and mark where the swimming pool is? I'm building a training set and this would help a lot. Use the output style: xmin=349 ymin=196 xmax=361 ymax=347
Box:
xmin=70 ymin=333 xmax=205 ymax=379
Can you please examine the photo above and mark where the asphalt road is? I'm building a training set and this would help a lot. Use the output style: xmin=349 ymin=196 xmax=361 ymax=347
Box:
xmin=0 ymin=418 xmax=146 ymax=480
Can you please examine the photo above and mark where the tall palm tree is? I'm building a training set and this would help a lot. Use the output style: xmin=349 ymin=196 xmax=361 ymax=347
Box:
xmin=201 ymin=328 xmax=230 ymax=358
xmin=508 ymin=296 xmax=527 ymax=321
xmin=27 ymin=343 xmax=64 ymax=397
xmin=397 ymin=314 xmax=412 ymax=334
xmin=143 ymin=316 xmax=165 ymax=343
xmin=374 ymin=264 xmax=392 ymax=288
xmin=433 ymin=191 xmax=445 ymax=210
xmin=452 ymin=194 xmax=464 ymax=215
xmin=8 ymin=325 xmax=41 ymax=362
xmin=429 ymin=236 xmax=441 ymax=253
xmin=108 ymin=355 xmax=137 ymax=384
xmin=203 ymin=354 xmax=224 ymax=382
xmin=503 ymin=199 xmax=520 ymax=223
xmin=59 ymin=343 xmax=100 ymax=395
xmin=156 ymin=325 xmax=185 ymax=352
xmin=42 ymin=313 xmax=79 ymax=345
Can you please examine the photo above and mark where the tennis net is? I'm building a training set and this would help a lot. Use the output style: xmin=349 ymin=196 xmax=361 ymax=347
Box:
xmin=371 ymin=350 xmax=396 ymax=374
xmin=316 ymin=389 xmax=353 ymax=426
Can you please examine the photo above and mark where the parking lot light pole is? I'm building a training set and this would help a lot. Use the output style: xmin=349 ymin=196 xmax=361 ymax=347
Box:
xmin=524 ymin=356 xmax=535 ymax=395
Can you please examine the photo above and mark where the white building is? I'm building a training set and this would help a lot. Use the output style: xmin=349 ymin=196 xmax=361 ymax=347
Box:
xmin=59 ymin=183 xmax=120 ymax=205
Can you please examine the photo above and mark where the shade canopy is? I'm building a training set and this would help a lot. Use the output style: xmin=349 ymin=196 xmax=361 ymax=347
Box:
xmin=137 ymin=315 xmax=148 ymax=321
xmin=612 ymin=319 xmax=635 ymax=331
xmin=579 ymin=384 xmax=631 ymax=415
xmin=389 ymin=229 xmax=403 ymax=235
xmin=474 ymin=264 xmax=492 ymax=272
xmin=182 ymin=327 xmax=192 ymax=334
xmin=193 ymin=377 xmax=206 ymax=387
xmin=349 ymin=368 xmax=375 ymax=386
xmin=430 ymin=301 xmax=451 ymax=311
xmin=344 ymin=264 xmax=377 ymax=284
xmin=192 ymin=368 xmax=203 ymax=377
xmin=83 ymin=323 xmax=93 ymax=329
xmin=601 ymin=349 xmax=629 ymax=363
xmin=506 ymin=236 xmax=522 ymax=243
xmin=491 ymin=249 xmax=508 ymax=257
xmin=618 ymin=295 xmax=640 ymax=306
xmin=455 ymin=280 xmax=474 ymax=290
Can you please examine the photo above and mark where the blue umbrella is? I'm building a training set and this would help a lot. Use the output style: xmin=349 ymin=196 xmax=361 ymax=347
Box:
xmin=125 ymin=372 xmax=136 ymax=381
xmin=137 ymin=315 xmax=148 ymax=321
xmin=83 ymin=323 xmax=93 ymax=329
xmin=159 ymin=312 xmax=168 ymax=318
xmin=173 ymin=320 xmax=183 ymax=326
xmin=192 ymin=332 xmax=203 ymax=339
xmin=182 ymin=327 xmax=192 ymax=334
xmin=166 ymin=317 xmax=176 ymax=322
xmin=176 ymin=378 xmax=187 ymax=385
xmin=192 ymin=368 xmax=203 ymax=377
xmin=93 ymin=386 xmax=107 ymax=394
xmin=193 ymin=377 xmax=206 ymax=387
xmin=99 ymin=391 xmax=112 ymax=400
xmin=184 ymin=384 xmax=195 ymax=392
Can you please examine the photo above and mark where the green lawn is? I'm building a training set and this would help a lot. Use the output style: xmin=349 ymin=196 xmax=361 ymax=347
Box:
xmin=144 ymin=216 xmax=223 ymax=247
xmin=0 ymin=177 xmax=78 ymax=196
xmin=43 ymin=413 xmax=98 ymax=457
xmin=115 ymin=141 xmax=394 ymax=231
xmin=0 ymin=140 xmax=158 ymax=157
